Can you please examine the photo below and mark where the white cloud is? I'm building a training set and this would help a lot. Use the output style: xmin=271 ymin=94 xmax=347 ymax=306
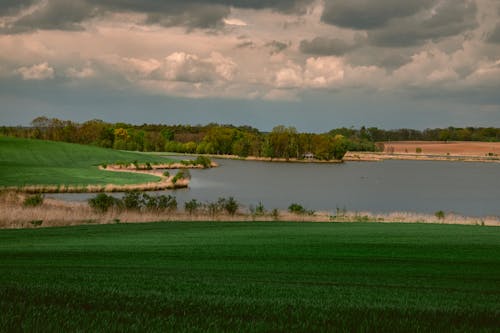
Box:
xmin=304 ymin=56 xmax=345 ymax=88
xmin=16 ymin=62 xmax=54 ymax=80
xmin=223 ymin=18 xmax=247 ymax=26
xmin=274 ymin=61 xmax=303 ymax=88
xmin=66 ymin=64 xmax=95 ymax=79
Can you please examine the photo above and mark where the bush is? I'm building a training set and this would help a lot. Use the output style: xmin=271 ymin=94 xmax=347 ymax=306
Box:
xmin=416 ymin=147 xmax=422 ymax=153
xmin=288 ymin=203 xmax=306 ymax=214
xmin=163 ymin=171 xmax=170 ymax=177
xmin=172 ymin=170 xmax=191 ymax=183
xmin=185 ymin=199 xmax=201 ymax=214
xmin=223 ymin=197 xmax=239 ymax=216
xmin=194 ymin=156 xmax=212 ymax=168
xmin=23 ymin=194 xmax=44 ymax=207
xmin=88 ymin=193 xmax=117 ymax=213
xmin=435 ymin=210 xmax=445 ymax=220
xmin=123 ymin=191 xmax=143 ymax=210
xmin=157 ymin=195 xmax=177 ymax=211
xmin=250 ymin=201 xmax=266 ymax=216
xmin=271 ymin=208 xmax=279 ymax=221
xmin=30 ymin=220 xmax=43 ymax=227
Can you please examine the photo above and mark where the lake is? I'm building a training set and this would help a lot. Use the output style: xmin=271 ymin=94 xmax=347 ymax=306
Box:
xmin=49 ymin=159 xmax=500 ymax=216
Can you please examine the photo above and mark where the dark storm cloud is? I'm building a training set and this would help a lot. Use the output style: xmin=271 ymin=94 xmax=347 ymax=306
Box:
xmin=367 ymin=0 xmax=477 ymax=47
xmin=321 ymin=0 xmax=434 ymax=30
xmin=8 ymin=0 xmax=97 ymax=33
xmin=299 ymin=37 xmax=356 ymax=56
xmin=0 ymin=0 xmax=314 ymax=33
xmin=0 ymin=0 xmax=37 ymax=15
xmin=486 ymin=23 xmax=500 ymax=44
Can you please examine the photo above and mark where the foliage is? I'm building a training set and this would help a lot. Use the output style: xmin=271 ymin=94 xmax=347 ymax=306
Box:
xmin=288 ymin=203 xmax=306 ymax=214
xmin=184 ymin=199 xmax=201 ymax=214
xmin=88 ymin=193 xmax=118 ymax=213
xmin=172 ymin=170 xmax=191 ymax=184
xmin=3 ymin=118 xmax=500 ymax=164
xmin=221 ymin=197 xmax=239 ymax=216
xmin=435 ymin=210 xmax=445 ymax=220
xmin=250 ymin=201 xmax=266 ymax=216
xmin=23 ymin=194 xmax=44 ymax=207
xmin=193 ymin=156 xmax=212 ymax=168
xmin=1 ymin=223 xmax=500 ymax=332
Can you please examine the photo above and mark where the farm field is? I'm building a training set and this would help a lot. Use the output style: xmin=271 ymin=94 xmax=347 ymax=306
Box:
xmin=382 ymin=141 xmax=500 ymax=156
xmin=1 ymin=222 xmax=499 ymax=332
xmin=0 ymin=136 xmax=172 ymax=187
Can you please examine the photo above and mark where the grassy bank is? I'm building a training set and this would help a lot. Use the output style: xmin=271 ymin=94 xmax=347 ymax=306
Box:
xmin=1 ymin=222 xmax=499 ymax=331
xmin=0 ymin=136 xmax=173 ymax=187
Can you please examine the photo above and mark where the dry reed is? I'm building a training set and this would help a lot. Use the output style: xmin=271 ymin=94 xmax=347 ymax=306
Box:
xmin=1 ymin=191 xmax=498 ymax=229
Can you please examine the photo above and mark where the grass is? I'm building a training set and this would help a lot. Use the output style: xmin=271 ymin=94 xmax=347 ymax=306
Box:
xmin=0 ymin=222 xmax=499 ymax=332
xmin=0 ymin=136 xmax=173 ymax=187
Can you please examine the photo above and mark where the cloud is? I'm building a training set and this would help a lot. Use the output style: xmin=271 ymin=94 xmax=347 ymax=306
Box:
xmin=299 ymin=37 xmax=356 ymax=56
xmin=122 ymin=52 xmax=237 ymax=83
xmin=16 ymin=62 xmax=54 ymax=80
xmin=320 ymin=0 xmax=478 ymax=48
xmin=266 ymin=40 xmax=290 ymax=54
xmin=66 ymin=65 xmax=95 ymax=79
xmin=0 ymin=0 xmax=315 ymax=33
xmin=3 ymin=0 xmax=97 ymax=33
xmin=321 ymin=0 xmax=434 ymax=29
xmin=0 ymin=0 xmax=37 ymax=16
xmin=367 ymin=0 xmax=478 ymax=47
xmin=303 ymin=56 xmax=345 ymax=87
xmin=486 ymin=23 xmax=500 ymax=44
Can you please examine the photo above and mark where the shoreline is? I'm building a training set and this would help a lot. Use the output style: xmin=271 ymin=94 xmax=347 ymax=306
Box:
xmin=0 ymin=162 xmax=217 ymax=194
xmin=343 ymin=151 xmax=500 ymax=163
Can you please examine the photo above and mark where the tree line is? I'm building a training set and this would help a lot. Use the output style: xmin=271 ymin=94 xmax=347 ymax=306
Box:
xmin=1 ymin=117 xmax=499 ymax=160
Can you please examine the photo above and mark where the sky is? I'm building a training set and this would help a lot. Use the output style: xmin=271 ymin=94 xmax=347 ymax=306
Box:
xmin=0 ymin=0 xmax=500 ymax=132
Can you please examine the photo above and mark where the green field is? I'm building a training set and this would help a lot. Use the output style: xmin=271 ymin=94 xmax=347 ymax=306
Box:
xmin=1 ymin=222 xmax=499 ymax=332
xmin=0 ymin=136 xmax=173 ymax=187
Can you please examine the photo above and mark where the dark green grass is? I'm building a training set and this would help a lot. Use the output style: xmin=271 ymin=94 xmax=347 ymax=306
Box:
xmin=1 ymin=222 xmax=499 ymax=332
xmin=0 ymin=136 xmax=172 ymax=186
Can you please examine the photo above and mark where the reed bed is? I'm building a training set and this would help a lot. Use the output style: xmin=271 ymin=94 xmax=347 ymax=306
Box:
xmin=1 ymin=191 xmax=498 ymax=229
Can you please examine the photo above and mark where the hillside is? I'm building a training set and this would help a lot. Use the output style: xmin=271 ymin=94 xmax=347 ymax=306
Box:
xmin=0 ymin=136 xmax=172 ymax=187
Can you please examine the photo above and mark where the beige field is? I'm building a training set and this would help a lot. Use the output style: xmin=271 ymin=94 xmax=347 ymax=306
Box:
xmin=383 ymin=141 xmax=500 ymax=156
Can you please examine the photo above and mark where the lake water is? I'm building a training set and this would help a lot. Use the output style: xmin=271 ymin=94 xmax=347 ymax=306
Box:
xmin=49 ymin=159 xmax=500 ymax=216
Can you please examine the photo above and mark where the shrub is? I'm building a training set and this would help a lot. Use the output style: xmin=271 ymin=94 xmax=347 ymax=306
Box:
xmin=206 ymin=201 xmax=222 ymax=216
xmin=194 ymin=156 xmax=212 ymax=168
xmin=145 ymin=162 xmax=152 ymax=170
xmin=250 ymin=201 xmax=266 ymax=216
xmin=23 ymin=194 xmax=44 ymax=207
xmin=157 ymin=195 xmax=177 ymax=211
xmin=185 ymin=199 xmax=201 ymax=214
xmin=271 ymin=208 xmax=279 ymax=221
xmin=172 ymin=170 xmax=191 ymax=183
xmin=30 ymin=220 xmax=43 ymax=227
xmin=288 ymin=203 xmax=306 ymax=214
xmin=163 ymin=171 xmax=170 ymax=177
xmin=123 ymin=191 xmax=143 ymax=210
xmin=435 ymin=210 xmax=445 ymax=220
xmin=88 ymin=193 xmax=116 ymax=213
xmin=223 ymin=197 xmax=239 ymax=216
xmin=416 ymin=147 xmax=422 ymax=153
